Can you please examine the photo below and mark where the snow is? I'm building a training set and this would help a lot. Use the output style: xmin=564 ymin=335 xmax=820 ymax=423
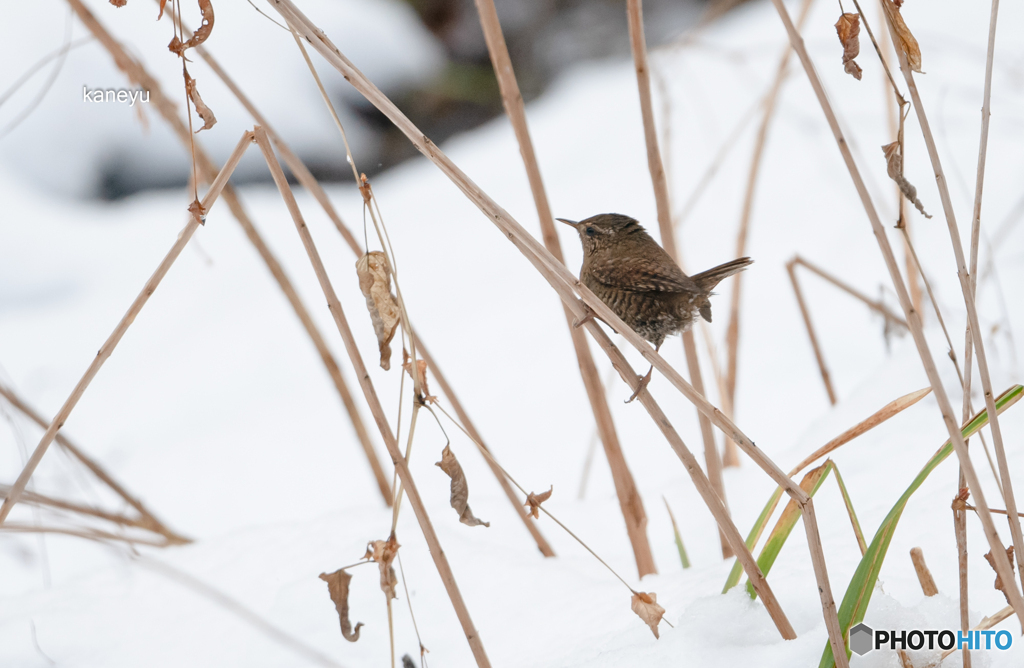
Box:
xmin=3 ymin=0 xmax=1024 ymax=666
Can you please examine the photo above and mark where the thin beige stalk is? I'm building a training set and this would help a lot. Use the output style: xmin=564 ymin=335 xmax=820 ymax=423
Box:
xmin=76 ymin=0 xmax=394 ymax=506
xmin=723 ymin=0 xmax=816 ymax=458
xmin=910 ymin=547 xmax=939 ymax=596
xmin=769 ymin=0 xmax=1024 ymax=628
xmin=0 ymin=384 xmax=188 ymax=543
xmin=0 ymin=130 xmax=252 ymax=526
xmin=879 ymin=0 xmax=1024 ymax=590
xmin=252 ymin=127 xmax=490 ymax=667
xmin=1 ymin=524 xmax=174 ymax=548
xmin=791 ymin=256 xmax=908 ymax=329
xmin=269 ymin=0 xmax=809 ymax=504
xmin=474 ymin=0 xmax=653 ymax=575
xmin=626 ymin=0 xmax=730 ymax=559
xmin=800 ymin=498 xmax=850 ymax=668
xmin=174 ymin=8 xmax=555 ymax=552
xmin=786 ymin=259 xmax=838 ymax=405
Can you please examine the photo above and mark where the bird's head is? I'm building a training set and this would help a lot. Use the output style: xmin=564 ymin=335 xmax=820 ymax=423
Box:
xmin=557 ymin=213 xmax=644 ymax=257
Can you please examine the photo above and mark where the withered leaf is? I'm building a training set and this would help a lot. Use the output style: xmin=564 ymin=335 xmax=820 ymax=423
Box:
xmin=951 ymin=487 xmax=970 ymax=512
xmin=158 ymin=0 xmax=169 ymax=19
xmin=188 ymin=198 xmax=206 ymax=224
xmin=168 ymin=0 xmax=215 ymax=56
xmin=356 ymin=251 xmax=401 ymax=370
xmin=983 ymin=546 xmax=1016 ymax=607
xmin=435 ymin=445 xmax=490 ymax=528
xmin=835 ymin=13 xmax=863 ymax=81
xmin=880 ymin=0 xmax=921 ymax=73
xmin=183 ymin=72 xmax=216 ymax=132
xmin=402 ymin=352 xmax=435 ymax=403
xmin=882 ymin=141 xmax=931 ymax=218
xmin=110 ymin=0 xmax=128 ymax=7
xmin=631 ymin=591 xmax=666 ymax=639
xmin=318 ymin=569 xmax=364 ymax=642
xmin=364 ymin=534 xmax=400 ymax=602
xmin=524 ymin=486 xmax=553 ymax=520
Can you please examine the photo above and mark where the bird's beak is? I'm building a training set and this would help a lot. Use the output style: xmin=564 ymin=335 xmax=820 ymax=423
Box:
xmin=556 ymin=218 xmax=579 ymax=228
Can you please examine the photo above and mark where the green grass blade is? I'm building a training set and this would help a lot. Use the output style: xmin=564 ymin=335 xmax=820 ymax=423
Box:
xmin=830 ymin=462 xmax=866 ymax=555
xmin=663 ymin=497 xmax=690 ymax=569
xmin=819 ymin=384 xmax=1023 ymax=668
xmin=723 ymin=485 xmax=785 ymax=592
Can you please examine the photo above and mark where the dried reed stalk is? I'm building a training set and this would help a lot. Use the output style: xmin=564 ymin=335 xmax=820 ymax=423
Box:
xmin=0 ymin=523 xmax=173 ymax=548
xmin=252 ymin=127 xmax=490 ymax=666
xmin=786 ymin=259 xmax=838 ymax=405
xmin=0 ymin=130 xmax=253 ymax=526
xmin=800 ymin=498 xmax=849 ymax=667
xmin=723 ymin=0 xmax=816 ymax=466
xmin=879 ymin=0 xmax=1024 ymax=592
xmin=0 ymin=383 xmax=188 ymax=543
xmin=69 ymin=0 xmax=393 ymax=506
xmin=170 ymin=9 xmax=554 ymax=555
xmin=768 ymin=0 xmax=1024 ymax=629
xmin=909 ymin=547 xmax=938 ymax=596
xmin=474 ymin=0 xmax=654 ymax=575
xmin=791 ymin=256 xmax=908 ymax=329
xmin=626 ymin=0 xmax=731 ymax=560
xmin=270 ymin=0 xmax=808 ymax=637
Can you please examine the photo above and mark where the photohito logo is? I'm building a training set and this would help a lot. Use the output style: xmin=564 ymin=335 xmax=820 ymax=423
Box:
xmin=849 ymin=622 xmax=1013 ymax=655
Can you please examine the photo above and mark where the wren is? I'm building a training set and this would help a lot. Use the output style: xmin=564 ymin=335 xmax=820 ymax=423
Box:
xmin=558 ymin=213 xmax=752 ymax=400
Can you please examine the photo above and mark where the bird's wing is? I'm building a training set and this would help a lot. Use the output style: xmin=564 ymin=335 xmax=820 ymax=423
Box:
xmin=588 ymin=251 xmax=699 ymax=293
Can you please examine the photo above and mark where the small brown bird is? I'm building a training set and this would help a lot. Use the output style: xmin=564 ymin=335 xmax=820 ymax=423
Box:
xmin=558 ymin=213 xmax=752 ymax=400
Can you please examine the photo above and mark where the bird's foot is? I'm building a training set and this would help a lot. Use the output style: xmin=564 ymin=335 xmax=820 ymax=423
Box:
xmin=572 ymin=306 xmax=596 ymax=329
xmin=625 ymin=365 xmax=654 ymax=403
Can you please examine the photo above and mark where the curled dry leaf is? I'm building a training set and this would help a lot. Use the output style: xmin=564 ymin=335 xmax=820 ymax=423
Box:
xmin=402 ymin=352 xmax=435 ymax=403
xmin=880 ymin=0 xmax=921 ymax=73
xmin=168 ymin=0 xmax=215 ymax=56
xmin=435 ymin=445 xmax=490 ymax=528
xmin=364 ymin=534 xmax=400 ymax=602
xmin=356 ymin=251 xmax=401 ymax=370
xmin=318 ymin=568 xmax=364 ymax=642
xmin=834 ymin=13 xmax=863 ymax=81
xmin=984 ymin=546 xmax=1016 ymax=607
xmin=524 ymin=486 xmax=553 ymax=519
xmin=158 ymin=0 xmax=169 ymax=19
xmin=882 ymin=142 xmax=931 ymax=218
xmin=188 ymin=198 xmax=206 ymax=224
xmin=951 ymin=487 xmax=970 ymax=512
xmin=184 ymin=72 xmax=217 ymax=132
xmin=631 ymin=591 xmax=666 ymax=639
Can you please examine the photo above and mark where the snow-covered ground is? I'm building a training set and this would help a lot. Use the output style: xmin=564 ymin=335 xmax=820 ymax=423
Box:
xmin=3 ymin=0 xmax=1024 ymax=666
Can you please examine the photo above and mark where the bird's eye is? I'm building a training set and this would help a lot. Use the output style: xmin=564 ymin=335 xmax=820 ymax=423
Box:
xmin=585 ymin=226 xmax=596 ymax=237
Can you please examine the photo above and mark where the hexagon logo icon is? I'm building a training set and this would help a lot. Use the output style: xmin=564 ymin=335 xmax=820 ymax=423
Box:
xmin=850 ymin=623 xmax=874 ymax=655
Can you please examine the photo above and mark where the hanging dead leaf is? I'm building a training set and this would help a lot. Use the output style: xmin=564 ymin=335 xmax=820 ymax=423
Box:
xmin=364 ymin=534 xmax=400 ymax=602
xmin=168 ymin=0 xmax=215 ymax=56
xmin=524 ymin=486 xmax=553 ymax=519
xmin=631 ymin=591 xmax=666 ymax=639
xmin=435 ymin=445 xmax=490 ymax=528
xmin=402 ymin=352 xmax=436 ymax=403
xmin=882 ymin=142 xmax=931 ymax=218
xmin=357 ymin=251 xmax=401 ymax=370
xmin=158 ymin=0 xmax=170 ymax=19
xmin=183 ymin=72 xmax=217 ymax=132
xmin=319 ymin=569 xmax=364 ymax=642
xmin=834 ymin=13 xmax=863 ymax=81
xmin=880 ymin=0 xmax=921 ymax=73
xmin=984 ymin=546 xmax=1016 ymax=607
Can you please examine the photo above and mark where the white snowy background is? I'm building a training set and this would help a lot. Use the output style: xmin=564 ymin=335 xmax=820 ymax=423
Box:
xmin=2 ymin=0 xmax=1024 ymax=666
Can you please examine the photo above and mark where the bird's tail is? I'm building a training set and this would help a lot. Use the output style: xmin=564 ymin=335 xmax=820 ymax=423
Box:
xmin=692 ymin=257 xmax=753 ymax=293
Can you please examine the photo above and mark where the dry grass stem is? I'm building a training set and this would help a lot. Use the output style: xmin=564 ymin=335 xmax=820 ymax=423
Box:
xmin=0 ymin=129 xmax=252 ymax=526
xmin=626 ymin=0 xmax=729 ymax=560
xmin=879 ymin=0 xmax=1024 ymax=593
xmin=800 ymin=498 xmax=850 ymax=668
xmin=475 ymin=0 xmax=653 ymax=575
xmin=768 ymin=0 xmax=1024 ymax=629
xmin=791 ymin=256 xmax=908 ymax=329
xmin=723 ymin=0 xmax=816 ymax=457
xmin=78 ymin=0 xmax=394 ymax=505
xmin=0 ymin=523 xmax=175 ymax=548
xmin=252 ymin=127 xmax=490 ymax=667
xmin=0 ymin=384 xmax=188 ymax=543
xmin=910 ymin=547 xmax=939 ymax=596
xmin=786 ymin=258 xmax=838 ymax=405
